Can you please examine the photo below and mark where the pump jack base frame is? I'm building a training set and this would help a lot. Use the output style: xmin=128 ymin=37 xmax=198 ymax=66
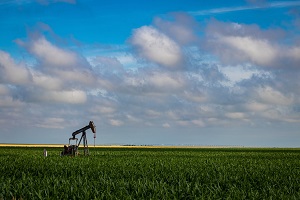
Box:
xmin=61 ymin=131 xmax=89 ymax=156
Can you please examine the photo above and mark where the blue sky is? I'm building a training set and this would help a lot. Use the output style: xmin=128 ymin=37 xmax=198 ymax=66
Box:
xmin=1 ymin=0 xmax=300 ymax=147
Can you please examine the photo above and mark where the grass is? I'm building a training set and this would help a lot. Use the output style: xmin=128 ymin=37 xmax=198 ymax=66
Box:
xmin=0 ymin=147 xmax=299 ymax=199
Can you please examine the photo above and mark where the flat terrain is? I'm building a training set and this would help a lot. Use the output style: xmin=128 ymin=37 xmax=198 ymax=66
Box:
xmin=0 ymin=147 xmax=299 ymax=199
xmin=0 ymin=143 xmax=241 ymax=148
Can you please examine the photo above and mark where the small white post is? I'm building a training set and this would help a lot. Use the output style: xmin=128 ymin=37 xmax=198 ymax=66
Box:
xmin=43 ymin=148 xmax=47 ymax=157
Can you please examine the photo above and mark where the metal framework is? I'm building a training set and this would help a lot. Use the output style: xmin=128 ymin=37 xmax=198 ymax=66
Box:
xmin=76 ymin=130 xmax=89 ymax=155
xmin=61 ymin=121 xmax=96 ymax=156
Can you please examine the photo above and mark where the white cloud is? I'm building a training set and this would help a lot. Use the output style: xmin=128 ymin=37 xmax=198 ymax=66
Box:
xmin=154 ymin=13 xmax=198 ymax=45
xmin=0 ymin=96 xmax=24 ymax=107
xmin=245 ymin=101 xmax=269 ymax=112
xmin=23 ymin=36 xmax=96 ymax=88
xmin=205 ymin=20 xmax=300 ymax=68
xmin=1 ymin=18 xmax=300 ymax=144
xmin=92 ymin=106 xmax=116 ymax=114
xmin=32 ymin=71 xmax=62 ymax=90
xmin=225 ymin=112 xmax=246 ymax=119
xmin=183 ymin=91 xmax=208 ymax=103
xmin=123 ymin=75 xmax=145 ymax=88
xmin=148 ymin=71 xmax=185 ymax=91
xmin=0 ymin=84 xmax=9 ymax=95
xmin=130 ymin=26 xmax=183 ymax=68
xmin=0 ymin=51 xmax=31 ymax=84
xmin=145 ymin=109 xmax=162 ymax=118
xmin=29 ymin=37 xmax=78 ymax=67
xmin=288 ymin=46 xmax=300 ymax=60
xmin=109 ymin=119 xmax=124 ymax=126
xmin=220 ymin=35 xmax=279 ymax=66
xmin=125 ymin=114 xmax=141 ymax=123
xmin=35 ymin=117 xmax=66 ymax=129
xmin=191 ymin=119 xmax=205 ymax=127
xmin=55 ymin=69 xmax=95 ymax=86
xmin=162 ymin=123 xmax=171 ymax=128
xmin=176 ymin=120 xmax=190 ymax=126
xmin=38 ymin=90 xmax=87 ymax=104
xmin=0 ymin=40 xmax=94 ymax=106
xmin=256 ymin=86 xmax=294 ymax=106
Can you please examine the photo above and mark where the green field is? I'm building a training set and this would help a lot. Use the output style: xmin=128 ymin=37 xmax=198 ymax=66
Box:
xmin=0 ymin=147 xmax=299 ymax=199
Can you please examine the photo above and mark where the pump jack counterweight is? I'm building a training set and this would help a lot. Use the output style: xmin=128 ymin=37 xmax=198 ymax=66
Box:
xmin=61 ymin=121 xmax=96 ymax=156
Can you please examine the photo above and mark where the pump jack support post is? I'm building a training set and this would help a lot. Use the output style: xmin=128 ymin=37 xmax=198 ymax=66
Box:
xmin=77 ymin=131 xmax=89 ymax=156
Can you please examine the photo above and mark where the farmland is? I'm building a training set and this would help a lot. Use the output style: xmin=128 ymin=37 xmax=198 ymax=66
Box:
xmin=0 ymin=147 xmax=299 ymax=199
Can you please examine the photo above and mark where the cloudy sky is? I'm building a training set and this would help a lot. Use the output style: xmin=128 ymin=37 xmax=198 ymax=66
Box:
xmin=0 ymin=0 xmax=300 ymax=147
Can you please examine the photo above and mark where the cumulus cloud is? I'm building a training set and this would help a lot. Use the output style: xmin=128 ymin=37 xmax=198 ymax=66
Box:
xmin=89 ymin=99 xmax=118 ymax=116
xmin=34 ymin=89 xmax=87 ymax=104
xmin=0 ymin=84 xmax=9 ymax=95
xmin=0 ymin=51 xmax=31 ymax=84
xmin=147 ymin=71 xmax=185 ymax=91
xmin=183 ymin=91 xmax=208 ymax=103
xmin=110 ymin=119 xmax=124 ymax=126
xmin=0 ymin=96 xmax=24 ymax=107
xmin=162 ymin=123 xmax=171 ymax=128
xmin=191 ymin=119 xmax=205 ymax=127
xmin=205 ymin=19 xmax=300 ymax=68
xmin=56 ymin=69 xmax=96 ymax=86
xmin=244 ymin=101 xmax=269 ymax=112
xmin=96 ymin=106 xmax=116 ymax=114
xmin=154 ymin=13 xmax=198 ymax=45
xmin=130 ymin=26 xmax=183 ymax=68
xmin=0 ymin=28 xmax=96 ymax=107
xmin=256 ymin=86 xmax=294 ymax=106
xmin=31 ymin=72 xmax=62 ymax=90
xmin=288 ymin=46 xmax=300 ymax=61
xmin=219 ymin=35 xmax=279 ymax=66
xmin=225 ymin=112 xmax=247 ymax=120
xmin=35 ymin=117 xmax=66 ymax=129
xmin=28 ymin=36 xmax=78 ymax=67
xmin=1 ymin=17 xmax=300 ymax=136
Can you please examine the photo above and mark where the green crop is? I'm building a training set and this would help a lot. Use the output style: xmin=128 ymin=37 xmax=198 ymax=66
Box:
xmin=0 ymin=147 xmax=299 ymax=199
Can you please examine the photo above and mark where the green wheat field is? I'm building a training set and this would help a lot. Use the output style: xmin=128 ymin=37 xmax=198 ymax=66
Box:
xmin=0 ymin=147 xmax=299 ymax=199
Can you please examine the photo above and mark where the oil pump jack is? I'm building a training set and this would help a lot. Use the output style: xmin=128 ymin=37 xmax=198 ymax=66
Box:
xmin=61 ymin=121 xmax=96 ymax=156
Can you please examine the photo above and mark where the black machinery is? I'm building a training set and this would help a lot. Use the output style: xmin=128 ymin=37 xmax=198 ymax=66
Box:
xmin=61 ymin=121 xmax=96 ymax=156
